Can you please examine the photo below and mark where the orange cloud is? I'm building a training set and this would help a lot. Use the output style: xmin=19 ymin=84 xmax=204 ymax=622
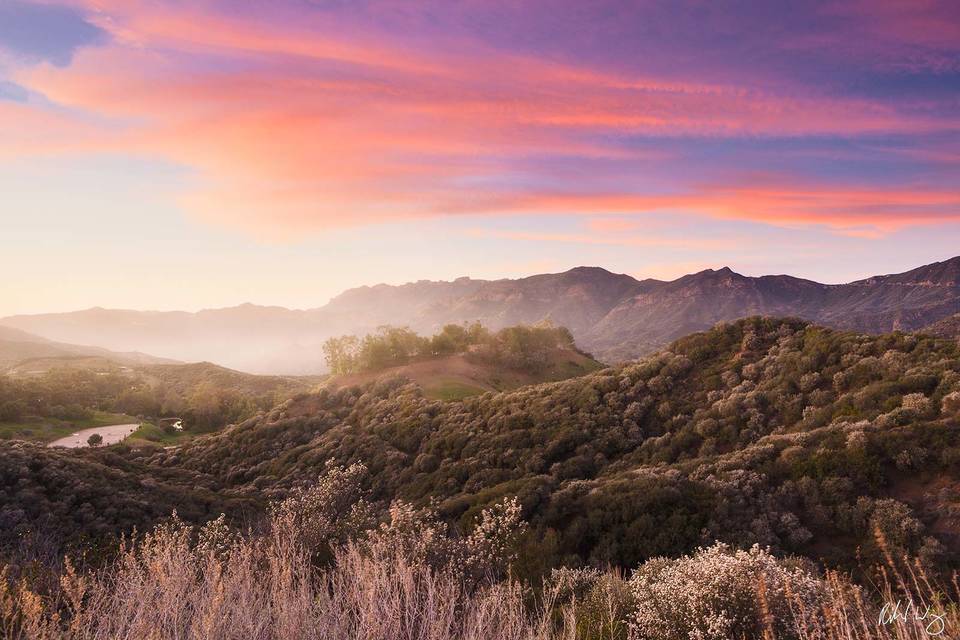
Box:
xmin=465 ymin=228 xmax=737 ymax=251
xmin=6 ymin=2 xmax=959 ymax=238
xmin=451 ymin=185 xmax=960 ymax=234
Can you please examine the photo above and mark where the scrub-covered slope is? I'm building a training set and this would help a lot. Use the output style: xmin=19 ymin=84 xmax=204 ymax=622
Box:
xmin=152 ymin=317 xmax=960 ymax=570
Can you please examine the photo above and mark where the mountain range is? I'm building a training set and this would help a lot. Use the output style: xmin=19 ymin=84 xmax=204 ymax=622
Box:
xmin=2 ymin=256 xmax=958 ymax=374
xmin=0 ymin=325 xmax=177 ymax=374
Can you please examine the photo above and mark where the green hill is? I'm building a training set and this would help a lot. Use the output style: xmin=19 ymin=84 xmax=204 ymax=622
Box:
xmin=5 ymin=317 xmax=959 ymax=575
xmin=321 ymin=322 xmax=602 ymax=400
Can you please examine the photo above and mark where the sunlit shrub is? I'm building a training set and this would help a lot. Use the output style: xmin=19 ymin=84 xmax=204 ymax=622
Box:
xmin=628 ymin=543 xmax=825 ymax=640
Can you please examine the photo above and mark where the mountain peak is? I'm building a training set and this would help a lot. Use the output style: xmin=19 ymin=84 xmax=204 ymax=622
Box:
xmin=685 ymin=266 xmax=743 ymax=281
xmin=564 ymin=266 xmax=617 ymax=276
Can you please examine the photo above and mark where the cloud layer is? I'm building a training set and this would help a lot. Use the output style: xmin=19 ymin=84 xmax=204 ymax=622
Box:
xmin=3 ymin=0 xmax=959 ymax=238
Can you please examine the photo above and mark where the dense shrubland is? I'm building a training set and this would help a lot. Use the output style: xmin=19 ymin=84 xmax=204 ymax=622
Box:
xmin=3 ymin=317 xmax=960 ymax=637
xmin=322 ymin=322 xmax=581 ymax=375
xmin=3 ymin=463 xmax=957 ymax=639
xmin=0 ymin=369 xmax=130 ymax=425
xmin=150 ymin=318 xmax=960 ymax=574
xmin=6 ymin=318 xmax=960 ymax=573
xmin=0 ymin=442 xmax=249 ymax=570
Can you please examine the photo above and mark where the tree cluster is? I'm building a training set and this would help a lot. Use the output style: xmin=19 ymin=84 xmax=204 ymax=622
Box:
xmin=323 ymin=322 xmax=578 ymax=375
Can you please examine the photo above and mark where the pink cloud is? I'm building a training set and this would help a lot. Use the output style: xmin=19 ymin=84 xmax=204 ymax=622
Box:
xmin=5 ymin=1 xmax=959 ymax=238
xmin=465 ymin=227 xmax=737 ymax=251
xmin=585 ymin=218 xmax=643 ymax=233
xmin=447 ymin=182 xmax=960 ymax=235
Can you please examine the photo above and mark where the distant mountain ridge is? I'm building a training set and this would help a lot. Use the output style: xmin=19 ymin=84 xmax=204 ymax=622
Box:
xmin=3 ymin=257 xmax=959 ymax=374
xmin=0 ymin=326 xmax=177 ymax=373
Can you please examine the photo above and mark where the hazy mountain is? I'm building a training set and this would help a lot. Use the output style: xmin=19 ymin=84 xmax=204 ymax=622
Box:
xmin=3 ymin=257 xmax=958 ymax=374
xmin=0 ymin=325 xmax=176 ymax=373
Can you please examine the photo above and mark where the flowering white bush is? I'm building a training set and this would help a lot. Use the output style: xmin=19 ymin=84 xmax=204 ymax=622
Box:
xmin=628 ymin=543 xmax=825 ymax=640
xmin=363 ymin=496 xmax=526 ymax=581
xmin=270 ymin=460 xmax=375 ymax=554
xmin=901 ymin=393 xmax=932 ymax=417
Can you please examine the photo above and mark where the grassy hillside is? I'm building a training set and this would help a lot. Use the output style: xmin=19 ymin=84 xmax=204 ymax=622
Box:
xmin=327 ymin=349 xmax=603 ymax=401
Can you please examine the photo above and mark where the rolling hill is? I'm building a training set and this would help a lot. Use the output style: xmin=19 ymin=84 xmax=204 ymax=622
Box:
xmin=326 ymin=349 xmax=604 ymax=401
xmin=5 ymin=318 xmax=959 ymax=574
xmin=2 ymin=256 xmax=958 ymax=373
xmin=0 ymin=326 xmax=176 ymax=375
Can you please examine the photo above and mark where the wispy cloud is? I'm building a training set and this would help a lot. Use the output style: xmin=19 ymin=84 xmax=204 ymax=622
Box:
xmin=3 ymin=0 xmax=959 ymax=240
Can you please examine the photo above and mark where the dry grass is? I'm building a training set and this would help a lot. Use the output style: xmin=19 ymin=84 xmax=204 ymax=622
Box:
xmin=2 ymin=470 xmax=958 ymax=640
xmin=788 ymin=531 xmax=959 ymax=640
xmin=2 ymin=529 xmax=569 ymax=640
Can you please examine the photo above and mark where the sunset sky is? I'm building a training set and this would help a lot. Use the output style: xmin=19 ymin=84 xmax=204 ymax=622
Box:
xmin=2 ymin=0 xmax=959 ymax=316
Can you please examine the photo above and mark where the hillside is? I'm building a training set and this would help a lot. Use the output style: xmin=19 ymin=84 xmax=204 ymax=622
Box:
xmin=6 ymin=318 xmax=959 ymax=576
xmin=0 ymin=360 xmax=316 ymax=445
xmin=137 ymin=361 xmax=320 ymax=398
xmin=0 ymin=326 xmax=176 ymax=375
xmin=3 ymin=257 xmax=959 ymax=373
xmin=321 ymin=323 xmax=602 ymax=400
xmin=924 ymin=313 xmax=960 ymax=339
xmin=327 ymin=349 xmax=603 ymax=401
xmin=153 ymin=317 xmax=960 ymax=571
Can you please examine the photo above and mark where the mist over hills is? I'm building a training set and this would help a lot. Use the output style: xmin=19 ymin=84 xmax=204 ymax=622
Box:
xmin=0 ymin=325 xmax=177 ymax=374
xmin=2 ymin=257 xmax=958 ymax=374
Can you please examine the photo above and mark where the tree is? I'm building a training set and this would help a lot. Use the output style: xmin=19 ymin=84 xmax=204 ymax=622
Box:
xmin=187 ymin=381 xmax=224 ymax=430
xmin=87 ymin=433 xmax=103 ymax=447
xmin=430 ymin=324 xmax=471 ymax=355
xmin=0 ymin=400 xmax=26 ymax=422
xmin=323 ymin=335 xmax=360 ymax=375
xmin=356 ymin=327 xmax=427 ymax=371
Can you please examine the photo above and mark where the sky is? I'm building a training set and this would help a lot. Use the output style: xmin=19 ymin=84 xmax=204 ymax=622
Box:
xmin=1 ymin=0 xmax=959 ymax=316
